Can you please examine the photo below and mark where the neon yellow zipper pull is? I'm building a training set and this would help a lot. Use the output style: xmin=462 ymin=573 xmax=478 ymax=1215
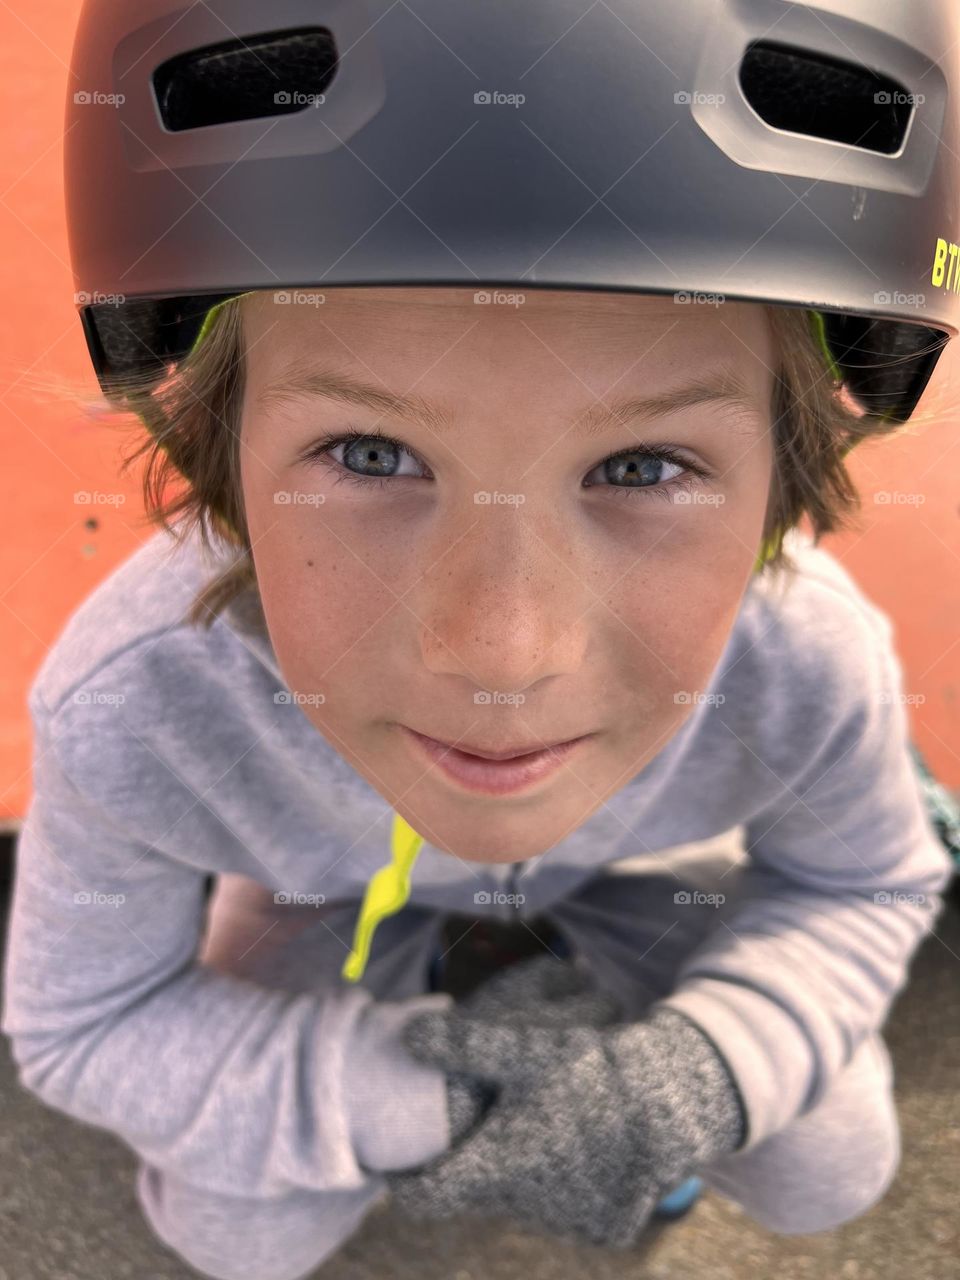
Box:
xmin=341 ymin=812 xmax=425 ymax=982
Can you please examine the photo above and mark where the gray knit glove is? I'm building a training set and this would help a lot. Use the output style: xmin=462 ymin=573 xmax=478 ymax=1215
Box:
xmin=442 ymin=955 xmax=624 ymax=1143
xmin=387 ymin=958 xmax=746 ymax=1249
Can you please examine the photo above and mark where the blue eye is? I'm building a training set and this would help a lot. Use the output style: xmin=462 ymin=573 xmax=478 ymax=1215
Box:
xmin=300 ymin=429 xmax=711 ymax=499
xmin=586 ymin=449 xmax=682 ymax=488
xmin=582 ymin=445 xmax=712 ymax=502
xmin=301 ymin=429 xmax=427 ymax=488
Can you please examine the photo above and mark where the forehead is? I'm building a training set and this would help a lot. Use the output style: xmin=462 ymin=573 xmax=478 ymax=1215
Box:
xmin=243 ymin=284 xmax=762 ymax=322
xmin=241 ymin=286 xmax=774 ymax=384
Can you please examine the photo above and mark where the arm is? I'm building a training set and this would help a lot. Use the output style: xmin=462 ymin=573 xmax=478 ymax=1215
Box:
xmin=0 ymin=692 xmax=452 ymax=1197
xmin=652 ymin=626 xmax=952 ymax=1152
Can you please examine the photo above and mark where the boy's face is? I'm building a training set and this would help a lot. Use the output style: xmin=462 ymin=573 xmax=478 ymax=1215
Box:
xmin=240 ymin=287 xmax=775 ymax=863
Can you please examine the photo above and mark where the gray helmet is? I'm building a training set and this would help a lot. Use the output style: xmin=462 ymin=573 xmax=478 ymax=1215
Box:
xmin=66 ymin=0 xmax=959 ymax=422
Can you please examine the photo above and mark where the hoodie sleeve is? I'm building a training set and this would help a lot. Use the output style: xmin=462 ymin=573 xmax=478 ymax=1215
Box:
xmin=653 ymin=598 xmax=953 ymax=1154
xmin=0 ymin=691 xmax=453 ymax=1197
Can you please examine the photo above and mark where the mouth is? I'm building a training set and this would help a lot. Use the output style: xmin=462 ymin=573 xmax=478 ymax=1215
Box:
xmin=399 ymin=725 xmax=594 ymax=796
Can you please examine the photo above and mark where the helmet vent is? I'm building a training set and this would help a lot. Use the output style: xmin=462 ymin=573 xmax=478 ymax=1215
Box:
xmin=153 ymin=27 xmax=339 ymax=132
xmin=739 ymin=40 xmax=912 ymax=156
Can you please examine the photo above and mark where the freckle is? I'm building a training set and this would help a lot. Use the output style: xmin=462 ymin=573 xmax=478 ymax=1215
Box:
xmin=307 ymin=560 xmax=314 ymax=567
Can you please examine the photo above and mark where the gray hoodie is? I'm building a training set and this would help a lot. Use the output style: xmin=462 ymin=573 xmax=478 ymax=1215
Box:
xmin=1 ymin=520 xmax=951 ymax=1199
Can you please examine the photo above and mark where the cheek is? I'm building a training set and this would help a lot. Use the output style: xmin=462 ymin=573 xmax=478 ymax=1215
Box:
xmin=607 ymin=534 xmax=752 ymax=713
xmin=241 ymin=449 xmax=403 ymax=692
xmin=250 ymin=519 xmax=403 ymax=703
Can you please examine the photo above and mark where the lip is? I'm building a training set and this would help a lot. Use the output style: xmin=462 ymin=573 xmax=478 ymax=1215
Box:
xmin=415 ymin=732 xmax=584 ymax=761
xmin=400 ymin=725 xmax=593 ymax=796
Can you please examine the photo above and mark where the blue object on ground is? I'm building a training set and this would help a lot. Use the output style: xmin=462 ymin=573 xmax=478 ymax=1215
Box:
xmin=653 ymin=1174 xmax=704 ymax=1218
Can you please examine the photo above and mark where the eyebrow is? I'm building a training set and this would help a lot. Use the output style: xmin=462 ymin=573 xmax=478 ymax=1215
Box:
xmin=255 ymin=362 xmax=763 ymax=436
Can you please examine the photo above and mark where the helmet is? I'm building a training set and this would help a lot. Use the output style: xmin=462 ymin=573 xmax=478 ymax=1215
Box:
xmin=66 ymin=0 xmax=958 ymax=422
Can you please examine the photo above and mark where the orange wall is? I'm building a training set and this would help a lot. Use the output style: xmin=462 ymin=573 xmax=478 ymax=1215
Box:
xmin=826 ymin=356 xmax=960 ymax=791
xmin=2 ymin=3 xmax=958 ymax=820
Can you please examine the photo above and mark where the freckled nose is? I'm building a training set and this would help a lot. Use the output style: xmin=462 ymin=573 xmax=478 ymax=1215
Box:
xmin=418 ymin=564 xmax=588 ymax=693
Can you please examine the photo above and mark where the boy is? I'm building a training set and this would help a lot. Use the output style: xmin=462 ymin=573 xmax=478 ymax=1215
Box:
xmin=2 ymin=286 xmax=952 ymax=1279
xmin=7 ymin=0 xmax=958 ymax=1274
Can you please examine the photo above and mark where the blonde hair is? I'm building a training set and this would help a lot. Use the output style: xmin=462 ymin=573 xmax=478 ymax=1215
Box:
xmin=48 ymin=293 xmax=940 ymax=629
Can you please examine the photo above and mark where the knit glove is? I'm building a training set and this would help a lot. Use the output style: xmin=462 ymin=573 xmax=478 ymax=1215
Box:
xmin=387 ymin=962 xmax=747 ymax=1249
xmin=442 ymin=954 xmax=624 ymax=1143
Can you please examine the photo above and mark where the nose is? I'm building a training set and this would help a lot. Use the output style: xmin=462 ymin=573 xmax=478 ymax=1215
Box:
xmin=417 ymin=517 xmax=589 ymax=695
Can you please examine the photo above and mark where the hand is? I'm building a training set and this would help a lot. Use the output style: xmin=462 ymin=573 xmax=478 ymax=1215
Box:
xmin=442 ymin=954 xmax=624 ymax=1142
xmin=452 ymin=950 xmax=625 ymax=1028
xmin=388 ymin=996 xmax=746 ymax=1249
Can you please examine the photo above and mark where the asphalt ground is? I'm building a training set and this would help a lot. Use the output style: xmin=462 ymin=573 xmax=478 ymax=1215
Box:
xmin=0 ymin=842 xmax=957 ymax=1280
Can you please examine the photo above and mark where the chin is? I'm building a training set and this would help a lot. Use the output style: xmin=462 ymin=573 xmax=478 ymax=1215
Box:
xmin=417 ymin=824 xmax=560 ymax=865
